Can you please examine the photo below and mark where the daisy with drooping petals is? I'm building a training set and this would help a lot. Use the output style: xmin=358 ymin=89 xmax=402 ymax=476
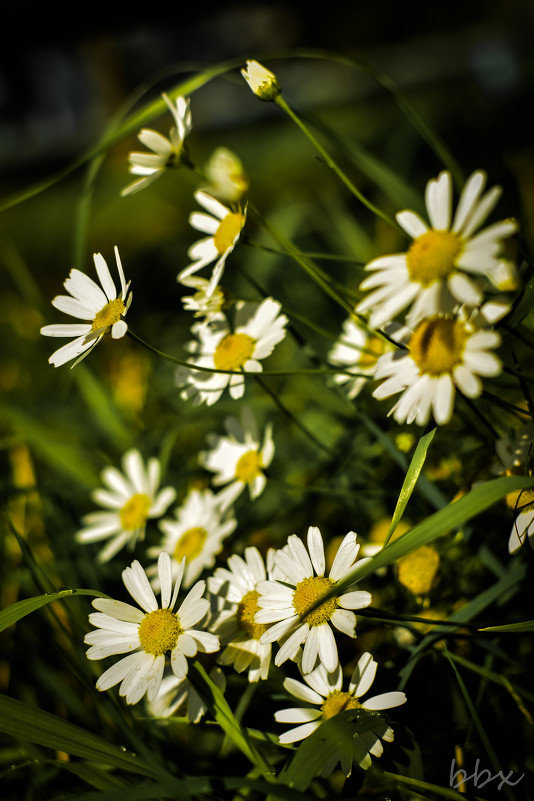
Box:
xmin=147 ymin=488 xmax=237 ymax=589
xmin=356 ymin=170 xmax=517 ymax=328
xmin=256 ymin=527 xmax=372 ymax=675
xmin=147 ymin=664 xmax=226 ymax=722
xmin=180 ymin=276 xmax=227 ymax=322
xmin=209 ymin=546 xmax=273 ymax=682
xmin=76 ymin=449 xmax=176 ymax=563
xmin=40 ymin=247 xmax=131 ymax=368
xmin=203 ymin=147 xmax=248 ymax=204
xmin=121 ymin=94 xmax=192 ymax=196
xmin=372 ymin=310 xmax=502 ymax=426
xmin=495 ymin=424 xmax=534 ymax=554
xmin=275 ymin=653 xmax=406 ymax=776
xmin=178 ymin=190 xmax=247 ymax=295
xmin=85 ymin=552 xmax=219 ymax=705
xmin=200 ymin=407 xmax=274 ymax=511
xmin=176 ymin=298 xmax=288 ymax=406
xmin=328 ymin=316 xmax=394 ymax=399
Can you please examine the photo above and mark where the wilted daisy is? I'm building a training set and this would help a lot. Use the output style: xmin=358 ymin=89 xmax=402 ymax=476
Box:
xmin=256 ymin=527 xmax=372 ymax=674
xmin=328 ymin=316 xmax=393 ymax=399
xmin=176 ymin=298 xmax=288 ymax=406
xmin=372 ymin=311 xmax=502 ymax=426
xmin=40 ymin=247 xmax=131 ymax=368
xmin=275 ymin=654 xmax=406 ymax=776
xmin=201 ymin=407 xmax=274 ymax=511
xmin=209 ymin=546 xmax=273 ymax=682
xmin=121 ymin=94 xmax=192 ymax=196
xmin=147 ymin=488 xmax=237 ymax=589
xmin=85 ymin=552 xmax=219 ymax=705
xmin=181 ymin=276 xmax=226 ymax=322
xmin=356 ymin=170 xmax=517 ymax=328
xmin=241 ymin=59 xmax=281 ymax=101
xmin=203 ymin=147 xmax=248 ymax=204
xmin=76 ymin=449 xmax=176 ymax=563
xmin=146 ymin=664 xmax=225 ymax=722
xmin=178 ymin=190 xmax=247 ymax=295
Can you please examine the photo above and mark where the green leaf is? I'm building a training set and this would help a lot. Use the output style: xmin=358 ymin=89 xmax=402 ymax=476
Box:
xmin=380 ymin=769 xmax=489 ymax=801
xmin=0 ymin=694 xmax=156 ymax=778
xmin=0 ymin=589 xmax=107 ymax=634
xmin=383 ymin=427 xmax=436 ymax=546
xmin=479 ymin=620 xmax=534 ymax=632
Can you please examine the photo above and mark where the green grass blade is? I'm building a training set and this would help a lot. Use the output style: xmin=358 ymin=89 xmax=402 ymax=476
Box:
xmin=0 ymin=589 xmax=107 ymax=633
xmin=380 ymin=769 xmax=489 ymax=801
xmin=0 ymin=694 xmax=157 ymax=778
xmin=479 ymin=620 xmax=534 ymax=632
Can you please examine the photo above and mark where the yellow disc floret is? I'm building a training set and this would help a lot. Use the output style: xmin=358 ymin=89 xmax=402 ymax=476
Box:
xmin=214 ymin=212 xmax=245 ymax=255
xmin=235 ymin=450 xmax=262 ymax=483
xmin=292 ymin=576 xmax=337 ymax=626
xmin=410 ymin=318 xmax=468 ymax=376
xmin=359 ymin=335 xmax=387 ymax=369
xmin=321 ymin=690 xmax=361 ymax=719
xmin=237 ymin=590 xmax=268 ymax=640
xmin=92 ymin=298 xmax=126 ymax=332
xmin=120 ymin=493 xmax=151 ymax=531
xmin=397 ymin=545 xmax=440 ymax=595
xmin=406 ymin=230 xmax=462 ymax=287
xmin=174 ymin=527 xmax=208 ymax=562
xmin=138 ymin=608 xmax=182 ymax=656
xmin=214 ymin=333 xmax=255 ymax=371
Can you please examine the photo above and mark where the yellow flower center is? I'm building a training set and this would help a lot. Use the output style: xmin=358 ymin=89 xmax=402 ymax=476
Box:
xmin=237 ymin=590 xmax=268 ymax=640
xmin=213 ymin=333 xmax=256 ymax=371
xmin=321 ymin=690 xmax=361 ymax=719
xmin=506 ymin=486 xmax=534 ymax=512
xmin=91 ymin=298 xmax=126 ymax=332
xmin=410 ymin=318 xmax=468 ymax=376
xmin=235 ymin=450 xmax=262 ymax=483
xmin=292 ymin=576 xmax=337 ymax=626
xmin=119 ymin=493 xmax=151 ymax=531
xmin=138 ymin=608 xmax=182 ymax=656
xmin=397 ymin=545 xmax=440 ymax=596
xmin=359 ymin=335 xmax=387 ymax=369
xmin=214 ymin=212 xmax=245 ymax=255
xmin=174 ymin=526 xmax=208 ymax=562
xmin=406 ymin=230 xmax=462 ymax=287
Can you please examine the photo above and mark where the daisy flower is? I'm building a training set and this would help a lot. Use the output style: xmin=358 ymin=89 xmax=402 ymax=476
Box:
xmin=178 ymin=190 xmax=247 ymax=295
xmin=372 ymin=311 xmax=502 ymax=426
xmin=76 ymin=449 xmax=176 ymax=563
xmin=200 ymin=407 xmax=274 ymax=511
xmin=176 ymin=298 xmax=288 ymax=406
xmin=146 ymin=664 xmax=225 ymax=722
xmin=40 ymin=247 xmax=131 ymax=368
xmin=121 ymin=94 xmax=192 ymax=196
xmin=328 ymin=316 xmax=394 ymax=399
xmin=241 ymin=59 xmax=281 ymax=102
xmin=208 ymin=546 xmax=273 ymax=682
xmin=181 ymin=276 xmax=226 ymax=322
xmin=256 ymin=527 xmax=372 ymax=674
xmin=274 ymin=653 xmax=406 ymax=776
xmin=85 ymin=552 xmax=219 ymax=705
xmin=356 ymin=170 xmax=518 ymax=328
xmin=203 ymin=147 xmax=248 ymax=204
xmin=147 ymin=488 xmax=237 ymax=589
xmin=495 ymin=424 xmax=534 ymax=553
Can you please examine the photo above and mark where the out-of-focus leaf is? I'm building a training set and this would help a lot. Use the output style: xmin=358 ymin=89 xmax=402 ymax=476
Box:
xmin=0 ymin=589 xmax=107 ymax=633
xmin=479 ymin=620 xmax=534 ymax=632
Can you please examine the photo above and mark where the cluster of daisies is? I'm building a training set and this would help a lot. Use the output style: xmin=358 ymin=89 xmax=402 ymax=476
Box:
xmin=329 ymin=169 xmax=518 ymax=426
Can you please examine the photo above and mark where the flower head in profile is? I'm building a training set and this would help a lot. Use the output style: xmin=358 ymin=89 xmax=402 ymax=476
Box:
xmin=241 ymin=60 xmax=281 ymax=101
xmin=76 ymin=449 xmax=176 ymax=563
xmin=328 ymin=317 xmax=394 ymax=399
xmin=209 ymin=546 xmax=273 ymax=682
xmin=147 ymin=488 xmax=237 ymax=590
xmin=203 ymin=147 xmax=248 ymax=204
xmin=121 ymin=94 xmax=192 ymax=196
xmin=146 ymin=664 xmax=225 ymax=722
xmin=496 ymin=424 xmax=534 ymax=554
xmin=180 ymin=276 xmax=227 ymax=322
xmin=85 ymin=552 xmax=219 ymax=705
xmin=40 ymin=247 xmax=131 ymax=368
xmin=176 ymin=298 xmax=288 ymax=406
xmin=200 ymin=407 xmax=274 ymax=510
xmin=178 ymin=190 xmax=247 ymax=296
xmin=372 ymin=309 xmax=502 ymax=426
xmin=356 ymin=170 xmax=517 ymax=328
xmin=256 ymin=527 xmax=372 ymax=675
xmin=275 ymin=654 xmax=406 ymax=776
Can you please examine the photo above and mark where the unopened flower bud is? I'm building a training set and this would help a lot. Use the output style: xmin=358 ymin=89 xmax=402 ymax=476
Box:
xmin=241 ymin=60 xmax=281 ymax=102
